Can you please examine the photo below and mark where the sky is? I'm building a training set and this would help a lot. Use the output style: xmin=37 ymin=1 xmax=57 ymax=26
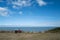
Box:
xmin=0 ymin=0 xmax=60 ymax=27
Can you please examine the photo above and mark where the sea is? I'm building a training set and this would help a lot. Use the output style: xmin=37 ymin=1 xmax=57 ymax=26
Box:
xmin=0 ymin=27 xmax=56 ymax=32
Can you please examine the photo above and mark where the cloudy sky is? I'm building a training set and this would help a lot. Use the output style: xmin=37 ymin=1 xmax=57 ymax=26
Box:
xmin=0 ymin=0 xmax=60 ymax=26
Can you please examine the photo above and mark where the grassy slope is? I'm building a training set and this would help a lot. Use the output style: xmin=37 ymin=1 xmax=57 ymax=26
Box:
xmin=0 ymin=33 xmax=60 ymax=40
xmin=46 ymin=27 xmax=60 ymax=33
xmin=0 ymin=27 xmax=60 ymax=40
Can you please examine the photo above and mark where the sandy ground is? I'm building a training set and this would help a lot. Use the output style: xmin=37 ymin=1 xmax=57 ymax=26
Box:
xmin=0 ymin=33 xmax=60 ymax=40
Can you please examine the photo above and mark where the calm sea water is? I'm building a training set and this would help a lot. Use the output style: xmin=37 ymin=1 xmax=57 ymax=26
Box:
xmin=0 ymin=27 xmax=55 ymax=32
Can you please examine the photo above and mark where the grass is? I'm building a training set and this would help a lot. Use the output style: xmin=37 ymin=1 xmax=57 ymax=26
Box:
xmin=0 ymin=33 xmax=60 ymax=40
xmin=0 ymin=27 xmax=60 ymax=40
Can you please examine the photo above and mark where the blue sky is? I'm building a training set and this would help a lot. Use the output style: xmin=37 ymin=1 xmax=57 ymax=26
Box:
xmin=0 ymin=0 xmax=60 ymax=27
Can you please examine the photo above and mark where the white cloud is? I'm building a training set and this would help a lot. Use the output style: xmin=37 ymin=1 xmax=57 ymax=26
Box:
xmin=6 ymin=0 xmax=48 ymax=9
xmin=36 ymin=0 xmax=47 ymax=6
xmin=11 ymin=0 xmax=32 ymax=8
xmin=0 ymin=7 xmax=7 ymax=10
xmin=0 ymin=7 xmax=9 ymax=16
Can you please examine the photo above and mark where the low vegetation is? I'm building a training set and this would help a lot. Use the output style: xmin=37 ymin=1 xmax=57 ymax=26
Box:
xmin=0 ymin=27 xmax=60 ymax=40
xmin=46 ymin=27 xmax=60 ymax=33
xmin=0 ymin=33 xmax=60 ymax=40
